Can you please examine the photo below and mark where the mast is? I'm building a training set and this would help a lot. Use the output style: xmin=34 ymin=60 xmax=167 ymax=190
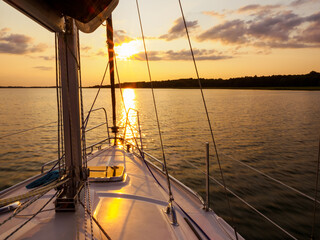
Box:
xmin=3 ymin=0 xmax=120 ymax=211
xmin=107 ymin=16 xmax=119 ymax=142
xmin=56 ymin=17 xmax=83 ymax=211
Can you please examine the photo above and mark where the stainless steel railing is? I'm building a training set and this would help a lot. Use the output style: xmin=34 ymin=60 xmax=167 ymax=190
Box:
xmin=41 ymin=107 xmax=111 ymax=173
xmin=85 ymin=107 xmax=110 ymax=144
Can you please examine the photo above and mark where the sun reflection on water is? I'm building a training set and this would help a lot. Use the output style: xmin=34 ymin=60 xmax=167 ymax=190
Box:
xmin=119 ymin=89 xmax=138 ymax=143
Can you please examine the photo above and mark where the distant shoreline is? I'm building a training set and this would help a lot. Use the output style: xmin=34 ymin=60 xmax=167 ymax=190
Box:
xmin=1 ymin=86 xmax=320 ymax=91
xmin=0 ymin=86 xmax=55 ymax=88
xmin=1 ymin=71 xmax=319 ymax=90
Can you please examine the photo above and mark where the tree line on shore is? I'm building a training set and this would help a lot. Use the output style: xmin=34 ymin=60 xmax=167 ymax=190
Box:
xmin=92 ymin=71 xmax=320 ymax=89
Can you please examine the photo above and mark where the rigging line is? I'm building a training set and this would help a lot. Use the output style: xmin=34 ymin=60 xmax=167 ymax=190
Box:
xmin=311 ymin=135 xmax=320 ymax=239
xmin=0 ymin=179 xmax=68 ymax=207
xmin=84 ymin=181 xmax=88 ymax=240
xmin=140 ymin=155 xmax=211 ymax=240
xmin=135 ymin=0 xmax=175 ymax=202
xmin=0 ymin=121 xmax=56 ymax=140
xmin=183 ymin=159 xmax=298 ymax=240
xmin=47 ymin=155 xmax=64 ymax=173
xmin=4 ymin=191 xmax=58 ymax=240
xmin=114 ymin=56 xmax=143 ymax=153
xmin=222 ymin=153 xmax=320 ymax=204
xmin=55 ymin=32 xmax=61 ymax=174
xmin=177 ymin=0 xmax=234 ymax=226
xmin=83 ymin=61 xmax=109 ymax=129
xmin=0 ymin=191 xmax=47 ymax=227
xmin=59 ymin=46 xmax=64 ymax=167
xmin=110 ymin=27 xmax=126 ymax=115
xmin=14 ymin=208 xmax=56 ymax=217
xmin=86 ymin=180 xmax=94 ymax=239
xmin=76 ymin=29 xmax=87 ymax=169
xmin=114 ymin=56 xmax=125 ymax=109
xmin=57 ymin=33 xmax=64 ymax=168
xmin=79 ymin=201 xmax=112 ymax=240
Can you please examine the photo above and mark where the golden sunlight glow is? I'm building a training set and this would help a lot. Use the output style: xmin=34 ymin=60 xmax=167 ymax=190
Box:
xmin=114 ymin=40 xmax=141 ymax=61
xmin=123 ymin=88 xmax=135 ymax=110
xmin=119 ymin=89 xmax=138 ymax=143
xmin=94 ymin=198 xmax=122 ymax=222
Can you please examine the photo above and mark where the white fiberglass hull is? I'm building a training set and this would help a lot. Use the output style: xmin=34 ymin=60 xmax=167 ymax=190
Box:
xmin=0 ymin=145 xmax=242 ymax=240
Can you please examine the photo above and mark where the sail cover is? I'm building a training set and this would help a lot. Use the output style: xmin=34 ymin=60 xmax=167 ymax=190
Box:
xmin=4 ymin=0 xmax=119 ymax=33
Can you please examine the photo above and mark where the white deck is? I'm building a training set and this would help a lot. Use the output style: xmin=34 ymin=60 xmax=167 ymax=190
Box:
xmin=0 ymin=146 xmax=242 ymax=240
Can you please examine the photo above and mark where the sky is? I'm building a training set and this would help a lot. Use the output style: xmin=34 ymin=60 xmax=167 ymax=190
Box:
xmin=0 ymin=0 xmax=319 ymax=86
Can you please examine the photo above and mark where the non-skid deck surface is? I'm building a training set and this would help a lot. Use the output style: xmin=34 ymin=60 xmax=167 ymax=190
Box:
xmin=0 ymin=146 xmax=241 ymax=240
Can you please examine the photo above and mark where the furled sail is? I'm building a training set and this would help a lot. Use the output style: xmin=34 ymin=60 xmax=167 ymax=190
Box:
xmin=3 ymin=0 xmax=119 ymax=33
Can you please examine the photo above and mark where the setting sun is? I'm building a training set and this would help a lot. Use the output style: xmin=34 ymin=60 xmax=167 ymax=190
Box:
xmin=114 ymin=40 xmax=141 ymax=61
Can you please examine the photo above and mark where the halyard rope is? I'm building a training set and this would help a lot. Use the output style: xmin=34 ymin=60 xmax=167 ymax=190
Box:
xmin=135 ymin=0 xmax=175 ymax=203
xmin=55 ymin=32 xmax=61 ymax=174
xmin=84 ymin=180 xmax=88 ymax=240
xmin=87 ymin=181 xmax=94 ymax=239
xmin=177 ymin=0 xmax=236 ymax=233
xmin=80 ymin=200 xmax=112 ymax=240
xmin=76 ymin=29 xmax=88 ymax=170
xmin=83 ymin=62 xmax=109 ymax=129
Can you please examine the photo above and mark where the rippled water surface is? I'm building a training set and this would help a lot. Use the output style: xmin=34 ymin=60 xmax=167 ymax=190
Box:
xmin=0 ymin=88 xmax=319 ymax=239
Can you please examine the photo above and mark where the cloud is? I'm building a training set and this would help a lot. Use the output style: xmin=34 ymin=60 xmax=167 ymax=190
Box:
xmin=297 ymin=15 xmax=320 ymax=43
xmin=198 ymin=19 xmax=247 ymax=44
xmin=27 ymin=55 xmax=55 ymax=61
xmin=203 ymin=11 xmax=226 ymax=19
xmin=29 ymin=43 xmax=47 ymax=53
xmin=197 ymin=8 xmax=320 ymax=49
xmin=38 ymin=55 xmax=54 ymax=61
xmin=0 ymin=28 xmax=47 ymax=54
xmin=305 ymin=11 xmax=320 ymax=22
xmin=290 ymin=0 xmax=317 ymax=6
xmin=254 ymin=41 xmax=308 ymax=48
xmin=33 ymin=66 xmax=52 ymax=71
xmin=81 ymin=46 xmax=92 ymax=52
xmin=237 ymin=4 xmax=281 ymax=15
xmin=160 ymin=17 xmax=199 ymax=41
xmin=0 ymin=28 xmax=10 ymax=37
xmin=114 ymin=30 xmax=134 ymax=44
xmin=132 ymin=49 xmax=232 ymax=61
xmin=247 ymin=11 xmax=303 ymax=41
xmin=96 ymin=49 xmax=107 ymax=57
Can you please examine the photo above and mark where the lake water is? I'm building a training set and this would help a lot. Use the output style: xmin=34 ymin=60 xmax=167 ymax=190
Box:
xmin=0 ymin=88 xmax=319 ymax=239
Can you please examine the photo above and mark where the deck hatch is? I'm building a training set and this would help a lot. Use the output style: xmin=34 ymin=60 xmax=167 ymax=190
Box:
xmin=88 ymin=166 xmax=125 ymax=182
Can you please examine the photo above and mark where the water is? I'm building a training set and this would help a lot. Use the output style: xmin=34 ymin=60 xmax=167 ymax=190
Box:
xmin=0 ymin=88 xmax=319 ymax=239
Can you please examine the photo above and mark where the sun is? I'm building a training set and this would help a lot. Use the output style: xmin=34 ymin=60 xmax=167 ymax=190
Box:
xmin=114 ymin=40 xmax=141 ymax=61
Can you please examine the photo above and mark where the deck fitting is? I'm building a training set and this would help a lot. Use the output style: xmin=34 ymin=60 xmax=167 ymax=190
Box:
xmin=164 ymin=202 xmax=179 ymax=226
